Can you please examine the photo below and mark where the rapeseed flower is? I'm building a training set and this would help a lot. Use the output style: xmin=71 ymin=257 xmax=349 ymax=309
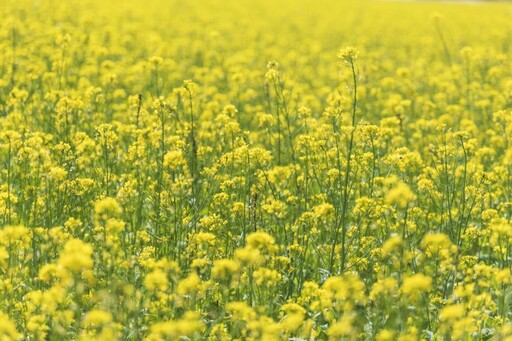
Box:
xmin=58 ymin=239 xmax=94 ymax=272
xmin=1 ymin=0 xmax=511 ymax=338
xmin=401 ymin=274 xmax=432 ymax=301
xmin=0 ymin=311 xmax=20 ymax=340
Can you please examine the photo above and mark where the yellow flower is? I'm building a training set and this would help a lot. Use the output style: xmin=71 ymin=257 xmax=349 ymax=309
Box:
xmin=58 ymin=238 xmax=94 ymax=272
xmin=47 ymin=166 xmax=68 ymax=181
xmin=385 ymin=182 xmax=416 ymax=208
xmin=211 ymin=259 xmax=240 ymax=281
xmin=280 ymin=303 xmax=307 ymax=333
xmin=227 ymin=301 xmax=256 ymax=321
xmin=420 ymin=233 xmax=453 ymax=254
xmin=177 ymin=272 xmax=201 ymax=296
xmin=253 ymin=267 xmax=282 ymax=286
xmin=94 ymin=197 xmax=122 ymax=221
xmin=38 ymin=263 xmax=63 ymax=283
xmin=246 ymin=231 xmax=277 ymax=254
xmin=438 ymin=303 xmax=477 ymax=339
xmin=148 ymin=56 xmax=163 ymax=66
xmin=401 ymin=273 xmax=432 ymax=300
xmin=0 ymin=225 xmax=30 ymax=248
xmin=190 ymin=258 xmax=209 ymax=270
xmin=83 ymin=310 xmax=113 ymax=327
xmin=439 ymin=304 xmax=465 ymax=322
xmin=163 ymin=150 xmax=187 ymax=171
xmin=376 ymin=329 xmax=395 ymax=341
xmin=381 ymin=235 xmax=402 ymax=257
xmin=234 ymin=246 xmax=263 ymax=267
xmin=146 ymin=311 xmax=204 ymax=340
xmin=322 ymin=274 xmax=366 ymax=305
xmin=495 ymin=268 xmax=511 ymax=284
xmin=312 ymin=203 xmax=334 ymax=218
xmin=0 ymin=247 xmax=8 ymax=270
xmin=326 ymin=314 xmax=355 ymax=340
xmin=338 ymin=46 xmax=359 ymax=65
xmin=193 ymin=232 xmax=216 ymax=245
xmin=144 ymin=268 xmax=169 ymax=291
xmin=0 ymin=311 xmax=20 ymax=340
xmin=370 ymin=277 xmax=398 ymax=300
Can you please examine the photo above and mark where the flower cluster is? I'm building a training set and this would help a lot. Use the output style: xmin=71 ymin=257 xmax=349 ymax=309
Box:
xmin=1 ymin=0 xmax=511 ymax=339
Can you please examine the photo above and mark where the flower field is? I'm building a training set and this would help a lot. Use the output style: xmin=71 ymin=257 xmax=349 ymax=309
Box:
xmin=1 ymin=0 xmax=512 ymax=339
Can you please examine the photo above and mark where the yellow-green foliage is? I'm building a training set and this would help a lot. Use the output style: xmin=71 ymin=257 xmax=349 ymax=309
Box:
xmin=1 ymin=0 xmax=512 ymax=339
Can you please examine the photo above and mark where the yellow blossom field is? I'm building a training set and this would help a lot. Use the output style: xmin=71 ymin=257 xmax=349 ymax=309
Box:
xmin=1 ymin=0 xmax=512 ymax=339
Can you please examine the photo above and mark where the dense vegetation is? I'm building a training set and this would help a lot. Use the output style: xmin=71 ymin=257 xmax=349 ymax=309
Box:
xmin=0 ymin=0 xmax=511 ymax=339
